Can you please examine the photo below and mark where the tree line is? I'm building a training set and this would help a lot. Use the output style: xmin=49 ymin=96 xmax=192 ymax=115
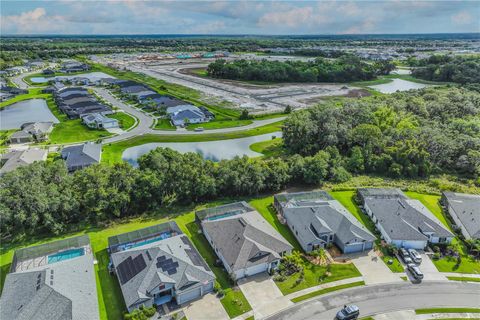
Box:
xmin=207 ymin=57 xmax=395 ymax=83
xmin=282 ymin=87 xmax=480 ymax=179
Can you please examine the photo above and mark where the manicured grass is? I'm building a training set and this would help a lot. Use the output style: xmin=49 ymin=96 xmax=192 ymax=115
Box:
xmin=249 ymin=138 xmax=284 ymax=157
xmin=405 ymin=192 xmax=480 ymax=274
xmin=154 ymin=118 xmax=177 ymax=130
xmin=0 ymin=88 xmax=47 ymax=108
xmin=107 ymin=112 xmax=136 ymax=130
xmin=447 ymin=276 xmax=480 ymax=283
xmin=0 ymin=130 xmax=17 ymax=146
xmin=275 ymin=256 xmax=362 ymax=295
xmin=328 ymin=191 xmax=376 ymax=234
xmin=379 ymin=249 xmax=404 ymax=273
xmin=415 ymin=308 xmax=480 ymax=314
xmin=400 ymin=276 xmax=408 ymax=281
xmin=187 ymin=120 xmax=253 ymax=131
xmin=101 ymin=120 xmax=284 ymax=164
xmin=360 ymin=317 xmax=374 ymax=320
xmin=291 ymin=281 xmax=365 ymax=303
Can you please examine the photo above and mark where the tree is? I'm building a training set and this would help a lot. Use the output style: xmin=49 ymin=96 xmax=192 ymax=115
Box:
xmin=239 ymin=109 xmax=251 ymax=120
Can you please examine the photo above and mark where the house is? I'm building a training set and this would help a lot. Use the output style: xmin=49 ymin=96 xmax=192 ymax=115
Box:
xmin=442 ymin=192 xmax=480 ymax=240
xmin=9 ymin=122 xmax=54 ymax=143
xmin=121 ymin=85 xmax=150 ymax=94
xmin=59 ymin=61 xmax=90 ymax=73
xmin=43 ymin=69 xmax=55 ymax=75
xmin=61 ymin=142 xmax=101 ymax=171
xmin=142 ymin=95 xmax=185 ymax=109
xmin=196 ymin=202 xmax=293 ymax=280
xmin=108 ymin=222 xmax=215 ymax=312
xmin=0 ymin=149 xmax=48 ymax=175
xmin=82 ymin=113 xmax=119 ymax=129
xmin=274 ymin=191 xmax=376 ymax=253
xmin=0 ymin=235 xmax=100 ymax=320
xmin=358 ymin=188 xmax=454 ymax=249
xmin=167 ymin=105 xmax=210 ymax=126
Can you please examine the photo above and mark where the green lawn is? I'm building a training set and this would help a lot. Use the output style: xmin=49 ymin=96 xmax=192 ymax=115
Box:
xmin=291 ymin=281 xmax=365 ymax=303
xmin=447 ymin=276 xmax=480 ymax=283
xmin=107 ymin=112 xmax=136 ymax=130
xmin=102 ymin=120 xmax=284 ymax=164
xmin=0 ymin=88 xmax=47 ymax=109
xmin=405 ymin=192 xmax=480 ymax=274
xmin=154 ymin=119 xmax=177 ymax=130
xmin=0 ymin=130 xmax=17 ymax=146
xmin=249 ymin=138 xmax=284 ymax=157
xmin=415 ymin=308 xmax=480 ymax=314
xmin=187 ymin=120 xmax=253 ymax=131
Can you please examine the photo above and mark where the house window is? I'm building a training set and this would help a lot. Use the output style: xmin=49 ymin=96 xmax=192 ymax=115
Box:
xmin=296 ymin=230 xmax=298 ymax=236
xmin=439 ymin=237 xmax=446 ymax=242
xmin=329 ymin=235 xmax=333 ymax=241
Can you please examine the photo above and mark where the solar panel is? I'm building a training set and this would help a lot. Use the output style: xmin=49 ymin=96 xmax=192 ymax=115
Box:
xmin=156 ymin=257 xmax=179 ymax=275
xmin=185 ymin=248 xmax=211 ymax=271
xmin=117 ymin=254 xmax=147 ymax=285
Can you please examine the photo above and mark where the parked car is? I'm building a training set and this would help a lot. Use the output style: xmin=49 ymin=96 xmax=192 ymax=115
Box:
xmin=336 ymin=305 xmax=360 ymax=320
xmin=194 ymin=127 xmax=204 ymax=132
xmin=399 ymin=248 xmax=413 ymax=264
xmin=408 ymin=249 xmax=422 ymax=264
xmin=407 ymin=263 xmax=424 ymax=280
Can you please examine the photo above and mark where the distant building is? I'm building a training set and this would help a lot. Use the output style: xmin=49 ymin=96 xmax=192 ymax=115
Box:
xmin=0 ymin=235 xmax=100 ymax=320
xmin=59 ymin=61 xmax=90 ymax=73
xmin=0 ymin=149 xmax=48 ymax=175
xmin=9 ymin=122 xmax=54 ymax=144
xmin=196 ymin=202 xmax=293 ymax=280
xmin=358 ymin=188 xmax=454 ymax=249
xmin=167 ymin=105 xmax=211 ymax=126
xmin=274 ymin=191 xmax=376 ymax=253
xmin=82 ymin=113 xmax=119 ymax=129
xmin=442 ymin=192 xmax=480 ymax=240
xmin=61 ymin=142 xmax=101 ymax=172
xmin=108 ymin=222 xmax=215 ymax=312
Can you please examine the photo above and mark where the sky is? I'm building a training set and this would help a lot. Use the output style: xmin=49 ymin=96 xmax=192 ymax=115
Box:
xmin=1 ymin=0 xmax=479 ymax=35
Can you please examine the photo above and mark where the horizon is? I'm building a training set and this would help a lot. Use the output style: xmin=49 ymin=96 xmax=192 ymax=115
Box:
xmin=2 ymin=1 xmax=479 ymax=35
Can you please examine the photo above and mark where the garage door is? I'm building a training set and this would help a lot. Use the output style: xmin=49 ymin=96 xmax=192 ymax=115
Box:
xmin=177 ymin=287 xmax=202 ymax=305
xmin=245 ymin=263 xmax=267 ymax=277
xmin=343 ymin=243 xmax=365 ymax=254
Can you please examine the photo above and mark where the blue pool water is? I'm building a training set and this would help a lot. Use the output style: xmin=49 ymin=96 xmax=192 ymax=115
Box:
xmin=207 ymin=211 xmax=241 ymax=221
xmin=123 ymin=232 xmax=173 ymax=250
xmin=48 ymin=248 xmax=85 ymax=264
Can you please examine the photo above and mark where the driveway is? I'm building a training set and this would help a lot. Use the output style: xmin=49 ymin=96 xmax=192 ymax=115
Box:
xmin=182 ymin=292 xmax=229 ymax=320
xmin=417 ymin=253 xmax=446 ymax=281
xmin=350 ymin=250 xmax=403 ymax=285
xmin=238 ymin=273 xmax=293 ymax=319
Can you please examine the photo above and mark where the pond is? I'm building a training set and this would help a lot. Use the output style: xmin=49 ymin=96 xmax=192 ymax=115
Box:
xmin=0 ymin=99 xmax=59 ymax=130
xmin=122 ymin=132 xmax=282 ymax=166
xmin=29 ymin=72 xmax=115 ymax=84
xmin=368 ymin=78 xmax=430 ymax=94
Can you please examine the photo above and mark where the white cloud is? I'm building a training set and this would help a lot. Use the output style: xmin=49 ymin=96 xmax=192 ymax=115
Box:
xmin=451 ymin=11 xmax=473 ymax=25
xmin=1 ymin=8 xmax=68 ymax=34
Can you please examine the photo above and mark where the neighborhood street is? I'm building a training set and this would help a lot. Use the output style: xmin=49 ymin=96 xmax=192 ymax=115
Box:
xmin=266 ymin=281 xmax=480 ymax=320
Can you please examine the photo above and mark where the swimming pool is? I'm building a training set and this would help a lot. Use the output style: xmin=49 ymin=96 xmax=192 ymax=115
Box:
xmin=124 ymin=232 xmax=173 ymax=250
xmin=206 ymin=211 xmax=242 ymax=221
xmin=48 ymin=248 xmax=85 ymax=264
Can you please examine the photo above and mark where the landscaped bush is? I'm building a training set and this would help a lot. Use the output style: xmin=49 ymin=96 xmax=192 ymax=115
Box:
xmin=124 ymin=305 xmax=156 ymax=320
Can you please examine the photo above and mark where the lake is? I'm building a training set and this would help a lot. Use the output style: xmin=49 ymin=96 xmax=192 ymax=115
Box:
xmin=369 ymin=78 xmax=430 ymax=94
xmin=122 ymin=132 xmax=282 ymax=166
xmin=30 ymin=72 xmax=115 ymax=84
xmin=0 ymin=99 xmax=59 ymax=130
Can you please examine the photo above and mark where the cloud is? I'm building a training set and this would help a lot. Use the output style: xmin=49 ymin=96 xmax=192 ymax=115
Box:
xmin=1 ymin=7 xmax=68 ymax=33
xmin=451 ymin=11 xmax=473 ymax=25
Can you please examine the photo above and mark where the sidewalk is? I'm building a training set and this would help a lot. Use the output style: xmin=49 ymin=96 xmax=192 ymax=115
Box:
xmin=285 ymin=276 xmax=364 ymax=300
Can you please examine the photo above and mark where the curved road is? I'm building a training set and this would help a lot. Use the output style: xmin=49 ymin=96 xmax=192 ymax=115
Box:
xmin=266 ymin=281 xmax=480 ymax=320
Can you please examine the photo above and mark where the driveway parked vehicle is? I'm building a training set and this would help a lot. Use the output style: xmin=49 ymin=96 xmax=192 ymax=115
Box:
xmin=408 ymin=249 xmax=422 ymax=264
xmin=399 ymin=248 xmax=413 ymax=264
xmin=335 ymin=305 xmax=360 ymax=320
xmin=407 ymin=263 xmax=424 ymax=280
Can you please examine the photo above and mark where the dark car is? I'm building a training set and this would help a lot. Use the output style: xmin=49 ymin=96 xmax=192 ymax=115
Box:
xmin=335 ymin=305 xmax=360 ymax=320
xmin=407 ymin=263 xmax=424 ymax=280
xmin=399 ymin=248 xmax=413 ymax=264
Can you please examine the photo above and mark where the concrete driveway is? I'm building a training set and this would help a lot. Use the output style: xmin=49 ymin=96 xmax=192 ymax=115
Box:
xmin=183 ymin=292 xmax=229 ymax=320
xmin=238 ymin=273 xmax=293 ymax=319
xmin=350 ymin=250 xmax=403 ymax=285
xmin=414 ymin=253 xmax=446 ymax=281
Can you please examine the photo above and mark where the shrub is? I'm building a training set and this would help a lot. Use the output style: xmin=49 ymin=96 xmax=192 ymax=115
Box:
xmin=432 ymin=252 xmax=440 ymax=260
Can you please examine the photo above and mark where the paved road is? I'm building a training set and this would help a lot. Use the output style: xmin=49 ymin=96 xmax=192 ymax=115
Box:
xmin=266 ymin=281 xmax=480 ymax=320
xmin=11 ymin=71 xmax=38 ymax=89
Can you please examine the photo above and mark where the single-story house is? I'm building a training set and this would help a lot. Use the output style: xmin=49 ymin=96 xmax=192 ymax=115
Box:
xmin=358 ymin=188 xmax=454 ymax=249
xmin=61 ymin=142 xmax=101 ymax=172
xmin=0 ymin=235 xmax=100 ymax=320
xmin=116 ymin=80 xmax=140 ymax=88
xmin=131 ymin=90 xmax=157 ymax=101
xmin=9 ymin=130 xmax=33 ymax=144
xmin=442 ymin=192 xmax=480 ymax=240
xmin=64 ymin=105 xmax=112 ymax=119
xmin=82 ymin=113 xmax=119 ymax=129
xmin=167 ymin=105 xmax=209 ymax=126
xmin=274 ymin=191 xmax=376 ymax=253
xmin=1 ymin=86 xmax=28 ymax=95
xmin=108 ymin=222 xmax=215 ymax=312
xmin=9 ymin=122 xmax=54 ymax=143
xmin=196 ymin=202 xmax=293 ymax=280
xmin=143 ymin=95 xmax=185 ymax=109
xmin=43 ymin=69 xmax=55 ymax=75
xmin=121 ymin=85 xmax=149 ymax=94
xmin=0 ymin=149 xmax=48 ymax=175
xmin=59 ymin=61 xmax=90 ymax=73
xmin=55 ymin=88 xmax=88 ymax=99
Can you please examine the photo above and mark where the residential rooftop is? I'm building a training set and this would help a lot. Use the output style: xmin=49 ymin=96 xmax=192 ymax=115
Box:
xmin=443 ymin=192 xmax=480 ymax=239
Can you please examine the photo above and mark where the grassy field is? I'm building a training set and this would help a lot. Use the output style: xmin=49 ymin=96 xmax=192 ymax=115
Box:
xmin=249 ymin=138 xmax=284 ymax=157
xmin=405 ymin=192 xmax=480 ymax=274
xmin=0 ymin=130 xmax=17 ymax=146
xmin=154 ymin=118 xmax=177 ymax=130
xmin=291 ymin=281 xmax=365 ymax=303
xmin=107 ymin=112 xmax=136 ymax=130
xmin=415 ymin=308 xmax=480 ymax=314
xmin=447 ymin=276 xmax=480 ymax=283
xmin=0 ymin=88 xmax=47 ymax=109
xmin=101 ymin=120 xmax=284 ymax=164
xmin=187 ymin=120 xmax=253 ymax=131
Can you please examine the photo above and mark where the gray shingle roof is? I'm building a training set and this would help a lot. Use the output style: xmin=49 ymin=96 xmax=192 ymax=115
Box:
xmin=61 ymin=143 xmax=101 ymax=170
xmin=201 ymin=207 xmax=293 ymax=272
xmin=111 ymin=234 xmax=214 ymax=310
xmin=359 ymin=188 xmax=454 ymax=241
xmin=0 ymin=149 xmax=48 ymax=174
xmin=443 ymin=192 xmax=480 ymax=239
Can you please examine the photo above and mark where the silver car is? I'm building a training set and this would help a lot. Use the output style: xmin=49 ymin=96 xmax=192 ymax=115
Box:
xmin=408 ymin=249 xmax=422 ymax=264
